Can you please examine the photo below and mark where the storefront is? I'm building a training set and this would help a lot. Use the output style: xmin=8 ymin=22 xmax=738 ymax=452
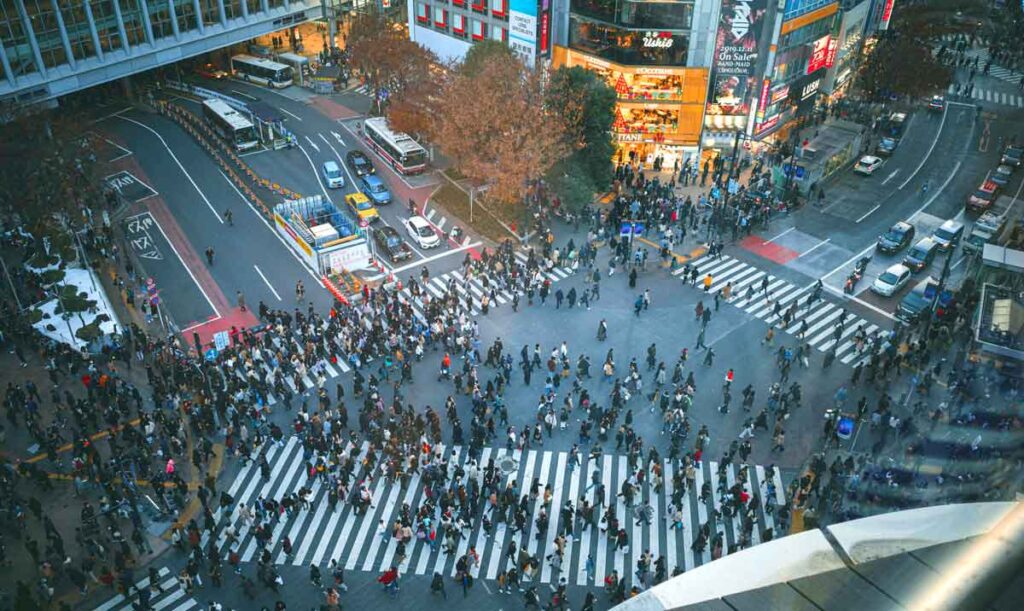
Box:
xmin=553 ymin=45 xmax=707 ymax=169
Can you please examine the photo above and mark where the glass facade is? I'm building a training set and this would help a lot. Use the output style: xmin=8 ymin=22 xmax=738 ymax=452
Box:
xmin=0 ymin=0 xmax=315 ymax=96
xmin=573 ymin=0 xmax=693 ymax=30
xmin=569 ymin=14 xmax=688 ymax=66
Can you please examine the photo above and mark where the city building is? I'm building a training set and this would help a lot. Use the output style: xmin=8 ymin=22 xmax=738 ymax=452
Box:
xmin=748 ymin=0 xmax=840 ymax=144
xmin=0 ymin=0 xmax=321 ymax=107
xmin=406 ymin=0 xmax=555 ymax=63
xmin=551 ymin=0 xmax=720 ymax=169
xmin=820 ymin=0 xmax=869 ymax=99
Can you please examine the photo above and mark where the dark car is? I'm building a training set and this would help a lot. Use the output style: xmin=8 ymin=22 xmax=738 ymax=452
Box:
xmin=990 ymin=164 xmax=1013 ymax=186
xmin=903 ymin=237 xmax=939 ymax=272
xmin=875 ymin=137 xmax=898 ymax=157
xmin=897 ymin=277 xmax=955 ymax=323
xmin=877 ymin=221 xmax=916 ymax=254
xmin=1001 ymin=145 xmax=1024 ymax=167
xmin=373 ymin=226 xmax=412 ymax=262
xmin=346 ymin=150 xmax=375 ymax=177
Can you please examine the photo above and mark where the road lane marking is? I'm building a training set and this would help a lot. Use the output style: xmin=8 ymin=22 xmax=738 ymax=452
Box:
xmin=880 ymin=168 xmax=901 ymax=185
xmin=218 ymin=170 xmax=323 ymax=286
xmin=230 ymin=89 xmax=258 ymax=101
xmin=145 ymin=213 xmax=221 ymax=317
xmin=855 ymin=204 xmax=881 ymax=223
xmin=898 ymin=104 xmax=946 ymax=190
xmin=798 ymin=238 xmax=831 ymax=258
xmin=762 ymin=227 xmax=795 ymax=244
xmin=117 ymin=115 xmax=224 ymax=223
xmin=330 ymin=130 xmax=345 ymax=146
xmin=304 ymin=135 xmax=320 ymax=152
xmin=253 ymin=265 xmax=281 ymax=300
xmin=279 ymin=107 xmax=303 ymax=121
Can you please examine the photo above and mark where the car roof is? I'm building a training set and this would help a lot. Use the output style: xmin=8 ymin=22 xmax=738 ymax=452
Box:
xmin=892 ymin=221 xmax=913 ymax=231
xmin=938 ymin=219 xmax=964 ymax=231
xmin=978 ymin=180 xmax=998 ymax=192
xmin=912 ymin=237 xmax=937 ymax=249
xmin=860 ymin=155 xmax=881 ymax=163
xmin=363 ymin=174 xmax=383 ymax=185
xmin=408 ymin=216 xmax=429 ymax=227
xmin=323 ymin=160 xmax=339 ymax=169
xmin=890 ymin=112 xmax=907 ymax=121
xmin=885 ymin=263 xmax=910 ymax=275
xmin=378 ymin=226 xmax=399 ymax=237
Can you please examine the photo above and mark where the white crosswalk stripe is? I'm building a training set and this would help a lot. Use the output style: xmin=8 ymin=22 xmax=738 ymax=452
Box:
xmin=94 ymin=567 xmax=201 ymax=611
xmin=678 ymin=254 xmax=886 ymax=366
xmin=201 ymin=440 xmax=786 ymax=588
xmin=226 ymin=254 xmax=579 ymax=407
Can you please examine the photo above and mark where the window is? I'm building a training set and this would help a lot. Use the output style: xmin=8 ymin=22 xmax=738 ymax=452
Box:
xmin=568 ymin=15 xmax=689 ymax=66
xmin=490 ymin=0 xmax=507 ymax=17
xmin=416 ymin=2 xmax=429 ymax=23
xmin=491 ymin=26 xmax=507 ymax=42
xmin=434 ymin=7 xmax=447 ymax=27
xmin=471 ymin=19 xmax=486 ymax=40
xmin=0 ymin=2 xmax=38 ymax=77
xmin=471 ymin=0 xmax=486 ymax=13
xmin=453 ymin=0 xmax=465 ymax=5
xmin=453 ymin=13 xmax=466 ymax=33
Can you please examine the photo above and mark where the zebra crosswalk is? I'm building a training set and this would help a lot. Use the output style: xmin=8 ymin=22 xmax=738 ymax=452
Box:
xmin=94 ymin=567 xmax=200 ymax=611
xmin=674 ymin=253 xmax=884 ymax=366
xmin=241 ymin=251 xmax=576 ymax=407
xmin=204 ymin=438 xmax=786 ymax=588
xmin=948 ymin=83 xmax=1024 ymax=107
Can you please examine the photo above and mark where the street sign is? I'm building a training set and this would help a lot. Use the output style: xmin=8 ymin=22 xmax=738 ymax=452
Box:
xmin=204 ymin=348 xmax=218 ymax=362
xmin=213 ymin=331 xmax=230 ymax=352
xmin=728 ymin=178 xmax=739 ymax=195
xmin=836 ymin=416 xmax=855 ymax=439
xmin=620 ymin=221 xmax=645 ymax=237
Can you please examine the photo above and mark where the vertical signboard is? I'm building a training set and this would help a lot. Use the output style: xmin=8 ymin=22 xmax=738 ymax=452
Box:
xmin=509 ymin=0 xmax=538 ymax=63
xmin=878 ymin=0 xmax=895 ymax=30
xmin=806 ymin=35 xmax=831 ymax=73
xmin=706 ymin=0 xmax=770 ymax=119
xmin=538 ymin=0 xmax=551 ymax=57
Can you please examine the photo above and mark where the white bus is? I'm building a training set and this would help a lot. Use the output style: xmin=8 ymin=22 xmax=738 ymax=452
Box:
xmin=230 ymin=54 xmax=293 ymax=88
xmin=275 ymin=52 xmax=309 ymax=86
xmin=202 ymin=99 xmax=259 ymax=151
xmin=362 ymin=117 xmax=428 ymax=175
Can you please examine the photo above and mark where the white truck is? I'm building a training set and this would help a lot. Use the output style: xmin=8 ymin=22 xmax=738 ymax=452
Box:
xmin=963 ymin=195 xmax=1016 ymax=254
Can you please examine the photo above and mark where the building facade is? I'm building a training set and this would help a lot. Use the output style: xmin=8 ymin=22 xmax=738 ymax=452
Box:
xmin=0 ymin=0 xmax=321 ymax=106
xmin=406 ymin=0 xmax=555 ymax=63
xmin=551 ymin=0 xmax=718 ymax=169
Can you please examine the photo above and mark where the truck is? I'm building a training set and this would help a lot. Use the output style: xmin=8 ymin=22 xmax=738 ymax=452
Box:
xmin=963 ymin=195 xmax=1015 ymax=254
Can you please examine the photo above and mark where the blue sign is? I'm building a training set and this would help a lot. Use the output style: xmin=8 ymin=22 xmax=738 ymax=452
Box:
xmin=728 ymin=178 xmax=740 ymax=195
xmin=205 ymin=348 xmax=218 ymax=362
xmin=783 ymin=163 xmax=806 ymax=180
xmin=837 ymin=416 xmax=855 ymax=439
xmin=620 ymin=222 xmax=645 ymax=237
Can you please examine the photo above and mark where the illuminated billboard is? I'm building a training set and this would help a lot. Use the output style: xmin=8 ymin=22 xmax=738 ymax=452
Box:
xmin=706 ymin=0 xmax=770 ymax=120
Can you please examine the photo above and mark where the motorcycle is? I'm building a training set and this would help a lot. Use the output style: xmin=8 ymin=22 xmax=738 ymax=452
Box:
xmin=843 ymin=256 xmax=871 ymax=294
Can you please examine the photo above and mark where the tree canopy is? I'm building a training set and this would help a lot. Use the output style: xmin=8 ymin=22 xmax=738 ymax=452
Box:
xmin=546 ymin=66 xmax=616 ymax=193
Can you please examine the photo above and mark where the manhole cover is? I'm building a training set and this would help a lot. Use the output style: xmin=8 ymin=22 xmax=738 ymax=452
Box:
xmin=499 ymin=456 xmax=518 ymax=475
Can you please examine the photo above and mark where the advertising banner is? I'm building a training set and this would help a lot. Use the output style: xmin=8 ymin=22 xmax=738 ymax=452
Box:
xmin=807 ymin=35 xmax=831 ymax=74
xmin=509 ymin=0 xmax=538 ymax=63
xmin=539 ymin=0 xmax=551 ymax=56
xmin=879 ymin=0 xmax=895 ymax=31
xmin=825 ymin=37 xmax=839 ymax=68
xmin=706 ymin=0 xmax=769 ymax=119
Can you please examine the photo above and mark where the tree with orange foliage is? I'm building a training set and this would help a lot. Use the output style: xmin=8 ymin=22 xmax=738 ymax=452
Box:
xmin=432 ymin=47 xmax=565 ymax=216
xmin=346 ymin=11 xmax=437 ymax=115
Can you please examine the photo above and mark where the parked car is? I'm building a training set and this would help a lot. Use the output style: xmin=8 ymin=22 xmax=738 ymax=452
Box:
xmin=931 ymin=219 xmax=965 ymax=251
xmin=405 ymin=215 xmax=440 ymax=249
xmin=854 ymin=155 xmax=884 ymax=175
xmin=877 ymin=221 xmax=916 ymax=254
xmin=346 ymin=150 xmax=375 ymax=177
xmin=903 ymin=237 xmax=939 ymax=272
xmin=322 ymin=160 xmax=344 ymax=188
xmin=361 ymin=174 xmax=392 ymax=206
xmin=872 ymin=263 xmax=912 ymax=297
xmin=1000 ymin=144 xmax=1024 ymax=167
xmin=344 ymin=192 xmax=378 ymax=226
xmin=373 ymin=226 xmax=412 ymax=262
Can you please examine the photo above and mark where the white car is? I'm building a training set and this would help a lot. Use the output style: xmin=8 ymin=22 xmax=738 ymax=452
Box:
xmin=871 ymin=263 xmax=912 ymax=297
xmin=854 ymin=155 xmax=884 ymax=176
xmin=322 ymin=160 xmax=344 ymax=189
xmin=405 ymin=215 xmax=440 ymax=249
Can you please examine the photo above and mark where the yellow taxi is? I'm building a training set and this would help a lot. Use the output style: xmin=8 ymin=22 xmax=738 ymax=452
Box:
xmin=344 ymin=192 xmax=379 ymax=227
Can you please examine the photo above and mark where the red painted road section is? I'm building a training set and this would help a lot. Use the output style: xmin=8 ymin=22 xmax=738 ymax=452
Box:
xmin=188 ymin=308 xmax=261 ymax=349
xmin=739 ymin=235 xmax=800 ymax=264
xmin=308 ymin=96 xmax=360 ymax=120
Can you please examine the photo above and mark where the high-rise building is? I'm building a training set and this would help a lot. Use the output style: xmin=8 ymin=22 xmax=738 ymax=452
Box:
xmin=406 ymin=0 xmax=556 ymax=64
xmin=0 ymin=0 xmax=321 ymax=106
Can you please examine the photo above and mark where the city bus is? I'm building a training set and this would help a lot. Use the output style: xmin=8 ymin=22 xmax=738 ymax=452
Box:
xmin=275 ymin=52 xmax=309 ymax=86
xmin=201 ymin=98 xmax=259 ymax=151
xmin=230 ymin=54 xmax=293 ymax=88
xmin=362 ymin=117 xmax=428 ymax=175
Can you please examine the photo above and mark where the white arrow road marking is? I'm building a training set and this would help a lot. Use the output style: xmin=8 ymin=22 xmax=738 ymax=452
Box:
xmin=304 ymin=135 xmax=320 ymax=152
xmin=331 ymin=131 xmax=345 ymax=146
